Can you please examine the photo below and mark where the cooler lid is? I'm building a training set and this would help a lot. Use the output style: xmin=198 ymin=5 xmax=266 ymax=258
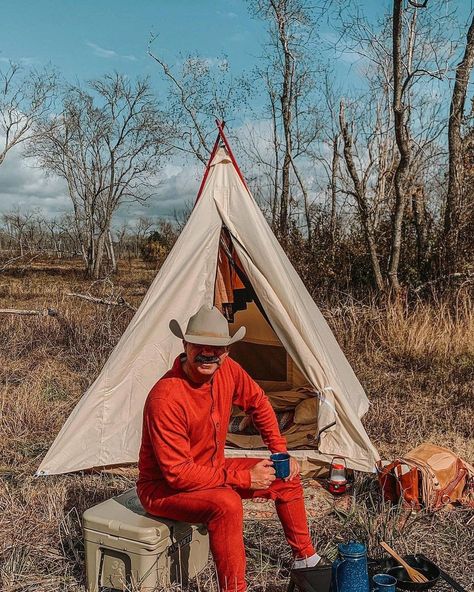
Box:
xmin=83 ymin=488 xmax=188 ymax=545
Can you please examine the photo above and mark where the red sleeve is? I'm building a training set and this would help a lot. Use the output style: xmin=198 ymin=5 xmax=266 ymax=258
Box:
xmin=230 ymin=361 xmax=288 ymax=454
xmin=145 ymin=395 xmax=251 ymax=491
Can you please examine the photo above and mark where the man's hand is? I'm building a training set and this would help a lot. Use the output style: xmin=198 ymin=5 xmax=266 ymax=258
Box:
xmin=285 ymin=456 xmax=300 ymax=481
xmin=250 ymin=459 xmax=276 ymax=490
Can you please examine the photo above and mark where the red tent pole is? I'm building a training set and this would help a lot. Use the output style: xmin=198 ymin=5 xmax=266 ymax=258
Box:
xmin=215 ymin=119 xmax=250 ymax=193
xmin=194 ymin=124 xmax=224 ymax=204
xmin=194 ymin=119 xmax=250 ymax=205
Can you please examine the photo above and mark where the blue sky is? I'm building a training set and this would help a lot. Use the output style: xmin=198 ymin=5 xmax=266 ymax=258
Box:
xmin=0 ymin=1 xmax=264 ymax=88
xmin=0 ymin=1 xmax=269 ymax=222
xmin=0 ymin=0 xmax=473 ymax=224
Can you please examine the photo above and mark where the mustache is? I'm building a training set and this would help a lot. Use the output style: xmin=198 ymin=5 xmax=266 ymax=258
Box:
xmin=195 ymin=354 xmax=220 ymax=364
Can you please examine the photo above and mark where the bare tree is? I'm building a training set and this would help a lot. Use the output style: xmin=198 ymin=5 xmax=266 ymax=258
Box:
xmin=444 ymin=12 xmax=474 ymax=272
xmin=388 ymin=0 xmax=456 ymax=291
xmin=334 ymin=0 xmax=454 ymax=291
xmin=339 ymin=101 xmax=385 ymax=291
xmin=249 ymin=0 xmax=321 ymax=240
xmin=2 ymin=207 xmax=37 ymax=256
xmin=132 ymin=216 xmax=154 ymax=258
xmin=148 ymin=45 xmax=248 ymax=165
xmin=0 ymin=61 xmax=56 ymax=166
xmin=32 ymin=73 xmax=170 ymax=278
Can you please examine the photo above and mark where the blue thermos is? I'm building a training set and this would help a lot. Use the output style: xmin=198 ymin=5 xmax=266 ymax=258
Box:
xmin=332 ymin=541 xmax=370 ymax=592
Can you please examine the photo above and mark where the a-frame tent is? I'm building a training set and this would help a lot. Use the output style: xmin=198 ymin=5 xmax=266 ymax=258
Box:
xmin=37 ymin=125 xmax=379 ymax=476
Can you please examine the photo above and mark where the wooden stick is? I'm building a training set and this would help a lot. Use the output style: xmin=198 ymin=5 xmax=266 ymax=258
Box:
xmin=66 ymin=292 xmax=136 ymax=311
xmin=0 ymin=308 xmax=58 ymax=317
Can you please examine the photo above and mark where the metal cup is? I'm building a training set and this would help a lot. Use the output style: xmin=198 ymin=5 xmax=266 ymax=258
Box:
xmin=372 ymin=573 xmax=397 ymax=592
xmin=270 ymin=452 xmax=290 ymax=479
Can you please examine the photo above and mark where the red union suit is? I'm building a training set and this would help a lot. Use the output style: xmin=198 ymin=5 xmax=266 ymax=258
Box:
xmin=137 ymin=355 xmax=315 ymax=592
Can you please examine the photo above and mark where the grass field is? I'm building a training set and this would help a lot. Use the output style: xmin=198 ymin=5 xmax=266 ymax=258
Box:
xmin=1 ymin=258 xmax=473 ymax=591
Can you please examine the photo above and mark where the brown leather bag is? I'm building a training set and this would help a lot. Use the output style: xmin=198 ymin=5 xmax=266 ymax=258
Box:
xmin=379 ymin=444 xmax=474 ymax=511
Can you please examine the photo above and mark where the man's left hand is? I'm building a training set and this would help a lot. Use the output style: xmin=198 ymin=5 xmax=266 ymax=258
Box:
xmin=285 ymin=456 xmax=300 ymax=481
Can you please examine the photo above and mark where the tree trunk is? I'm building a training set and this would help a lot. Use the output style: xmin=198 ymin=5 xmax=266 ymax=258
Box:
xmin=444 ymin=13 xmax=474 ymax=272
xmin=92 ymin=231 xmax=107 ymax=279
xmin=85 ymin=225 xmax=95 ymax=277
xmin=269 ymin=86 xmax=280 ymax=230
xmin=388 ymin=0 xmax=412 ymax=293
xmin=411 ymin=185 xmax=428 ymax=276
xmin=274 ymin=1 xmax=294 ymax=239
xmin=107 ymin=229 xmax=117 ymax=272
xmin=330 ymin=134 xmax=340 ymax=262
xmin=280 ymin=141 xmax=291 ymax=237
xmin=290 ymin=157 xmax=312 ymax=246
xmin=339 ymin=102 xmax=385 ymax=292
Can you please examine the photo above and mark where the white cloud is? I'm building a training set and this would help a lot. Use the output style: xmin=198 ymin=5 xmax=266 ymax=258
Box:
xmin=118 ymin=160 xmax=201 ymax=224
xmin=0 ymin=143 xmax=201 ymax=224
xmin=0 ymin=144 xmax=69 ymax=216
xmin=0 ymin=56 xmax=41 ymax=66
xmin=86 ymin=41 xmax=118 ymax=59
xmin=85 ymin=41 xmax=138 ymax=62
xmin=216 ymin=10 xmax=238 ymax=19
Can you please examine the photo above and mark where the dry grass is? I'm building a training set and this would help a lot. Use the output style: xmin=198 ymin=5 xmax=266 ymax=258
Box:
xmin=323 ymin=297 xmax=474 ymax=461
xmin=0 ymin=258 xmax=473 ymax=591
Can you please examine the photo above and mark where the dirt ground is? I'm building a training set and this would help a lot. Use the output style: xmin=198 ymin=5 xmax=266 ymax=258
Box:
xmin=0 ymin=258 xmax=473 ymax=591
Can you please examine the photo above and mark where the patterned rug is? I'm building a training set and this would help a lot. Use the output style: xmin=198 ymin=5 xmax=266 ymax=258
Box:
xmin=242 ymin=478 xmax=350 ymax=520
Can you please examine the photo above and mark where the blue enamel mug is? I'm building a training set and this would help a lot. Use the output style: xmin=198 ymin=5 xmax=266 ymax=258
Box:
xmin=372 ymin=573 xmax=397 ymax=592
xmin=270 ymin=452 xmax=290 ymax=478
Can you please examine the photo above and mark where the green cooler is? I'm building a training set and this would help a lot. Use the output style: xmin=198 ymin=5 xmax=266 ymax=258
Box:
xmin=83 ymin=488 xmax=209 ymax=591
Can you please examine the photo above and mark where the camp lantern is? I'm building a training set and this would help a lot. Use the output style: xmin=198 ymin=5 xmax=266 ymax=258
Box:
xmin=328 ymin=457 xmax=348 ymax=494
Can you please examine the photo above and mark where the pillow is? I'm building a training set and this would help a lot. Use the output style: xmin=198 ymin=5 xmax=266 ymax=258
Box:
xmin=228 ymin=411 xmax=294 ymax=435
xmin=294 ymin=397 xmax=318 ymax=425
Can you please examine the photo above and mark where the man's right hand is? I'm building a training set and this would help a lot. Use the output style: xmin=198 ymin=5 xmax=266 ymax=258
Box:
xmin=249 ymin=459 xmax=276 ymax=490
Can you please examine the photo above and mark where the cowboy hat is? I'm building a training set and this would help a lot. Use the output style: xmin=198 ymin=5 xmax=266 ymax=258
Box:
xmin=169 ymin=305 xmax=246 ymax=346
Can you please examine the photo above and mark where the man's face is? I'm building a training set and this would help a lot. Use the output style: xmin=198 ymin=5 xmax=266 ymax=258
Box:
xmin=183 ymin=341 xmax=229 ymax=380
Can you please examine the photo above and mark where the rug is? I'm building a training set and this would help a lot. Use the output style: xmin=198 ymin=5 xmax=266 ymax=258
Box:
xmin=243 ymin=478 xmax=342 ymax=520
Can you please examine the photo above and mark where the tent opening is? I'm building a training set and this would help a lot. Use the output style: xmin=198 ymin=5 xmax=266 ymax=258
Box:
xmin=214 ymin=229 xmax=320 ymax=452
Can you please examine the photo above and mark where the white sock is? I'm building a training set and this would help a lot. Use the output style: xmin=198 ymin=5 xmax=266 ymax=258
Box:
xmin=293 ymin=552 xmax=322 ymax=569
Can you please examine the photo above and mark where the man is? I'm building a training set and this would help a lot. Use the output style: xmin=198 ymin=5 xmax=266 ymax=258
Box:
xmin=137 ymin=305 xmax=323 ymax=592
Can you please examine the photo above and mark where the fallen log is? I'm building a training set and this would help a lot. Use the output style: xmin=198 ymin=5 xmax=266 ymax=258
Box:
xmin=0 ymin=307 xmax=58 ymax=317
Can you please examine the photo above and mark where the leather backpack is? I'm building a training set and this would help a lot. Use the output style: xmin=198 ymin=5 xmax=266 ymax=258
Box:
xmin=379 ymin=443 xmax=474 ymax=511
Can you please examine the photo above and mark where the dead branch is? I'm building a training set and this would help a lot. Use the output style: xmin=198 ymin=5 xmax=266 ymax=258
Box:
xmin=66 ymin=292 xmax=136 ymax=312
xmin=0 ymin=253 xmax=40 ymax=272
xmin=412 ymin=272 xmax=469 ymax=294
xmin=0 ymin=307 xmax=58 ymax=317
xmin=407 ymin=0 xmax=428 ymax=7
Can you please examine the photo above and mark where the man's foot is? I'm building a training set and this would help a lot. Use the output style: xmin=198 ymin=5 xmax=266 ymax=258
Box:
xmin=293 ymin=552 xmax=322 ymax=569
xmin=290 ymin=557 xmax=332 ymax=592
xmin=293 ymin=552 xmax=333 ymax=569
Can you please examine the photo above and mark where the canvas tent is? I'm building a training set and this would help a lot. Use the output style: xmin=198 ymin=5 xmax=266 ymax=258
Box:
xmin=37 ymin=126 xmax=379 ymax=476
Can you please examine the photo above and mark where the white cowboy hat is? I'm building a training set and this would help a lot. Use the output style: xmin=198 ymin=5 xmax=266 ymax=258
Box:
xmin=169 ymin=305 xmax=246 ymax=346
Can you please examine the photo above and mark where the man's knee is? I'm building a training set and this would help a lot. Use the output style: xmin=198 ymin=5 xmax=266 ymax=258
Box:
xmin=273 ymin=475 xmax=305 ymax=502
xmin=210 ymin=488 xmax=243 ymax=521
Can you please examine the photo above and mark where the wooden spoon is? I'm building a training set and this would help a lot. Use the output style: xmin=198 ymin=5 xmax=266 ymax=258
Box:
xmin=380 ymin=541 xmax=429 ymax=583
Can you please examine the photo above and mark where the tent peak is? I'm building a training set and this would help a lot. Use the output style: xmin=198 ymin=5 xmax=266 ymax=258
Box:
xmin=210 ymin=147 xmax=232 ymax=167
xmin=196 ymin=122 xmax=250 ymax=203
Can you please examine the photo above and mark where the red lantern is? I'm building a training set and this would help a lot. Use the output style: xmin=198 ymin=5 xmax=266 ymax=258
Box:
xmin=328 ymin=456 xmax=347 ymax=494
